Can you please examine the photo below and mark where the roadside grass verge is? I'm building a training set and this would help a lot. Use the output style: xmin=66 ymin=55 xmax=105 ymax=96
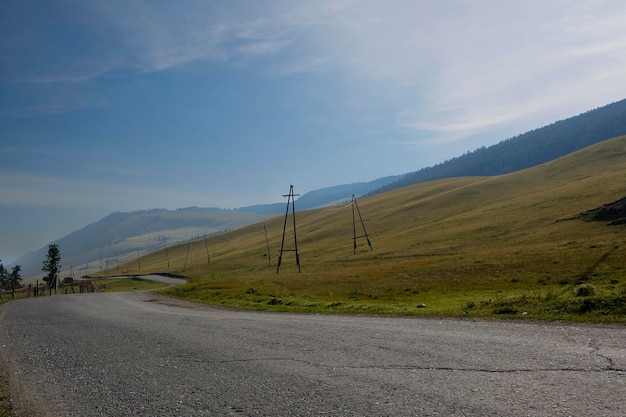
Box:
xmin=89 ymin=277 xmax=169 ymax=292
xmin=160 ymin=265 xmax=626 ymax=322
xmin=158 ymin=216 xmax=626 ymax=322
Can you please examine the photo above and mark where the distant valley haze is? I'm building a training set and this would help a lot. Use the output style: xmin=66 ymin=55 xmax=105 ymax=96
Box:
xmin=2 ymin=1 xmax=626 ymax=264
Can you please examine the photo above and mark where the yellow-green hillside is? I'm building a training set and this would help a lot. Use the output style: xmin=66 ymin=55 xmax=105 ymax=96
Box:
xmin=101 ymin=136 xmax=626 ymax=321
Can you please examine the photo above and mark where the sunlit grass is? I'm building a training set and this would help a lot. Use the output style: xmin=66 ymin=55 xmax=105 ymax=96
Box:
xmin=92 ymin=277 xmax=169 ymax=292
xmin=95 ymin=136 xmax=626 ymax=322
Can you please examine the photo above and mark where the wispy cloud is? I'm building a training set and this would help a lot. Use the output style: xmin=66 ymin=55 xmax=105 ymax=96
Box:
xmin=11 ymin=69 xmax=113 ymax=86
xmin=276 ymin=1 xmax=626 ymax=143
xmin=0 ymin=146 xmax=86 ymax=157
xmin=2 ymin=1 xmax=296 ymax=84
xmin=0 ymin=97 xmax=107 ymax=118
xmin=83 ymin=1 xmax=297 ymax=74
xmin=3 ymin=0 xmax=626 ymax=137
xmin=234 ymin=40 xmax=291 ymax=58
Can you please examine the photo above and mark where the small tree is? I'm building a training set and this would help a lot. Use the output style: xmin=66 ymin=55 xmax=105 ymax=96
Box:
xmin=8 ymin=265 xmax=22 ymax=299
xmin=0 ymin=260 xmax=6 ymax=299
xmin=42 ymin=244 xmax=61 ymax=290
xmin=0 ymin=261 xmax=22 ymax=299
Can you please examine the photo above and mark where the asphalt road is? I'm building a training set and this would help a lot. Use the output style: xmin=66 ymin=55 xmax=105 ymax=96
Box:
xmin=0 ymin=292 xmax=624 ymax=417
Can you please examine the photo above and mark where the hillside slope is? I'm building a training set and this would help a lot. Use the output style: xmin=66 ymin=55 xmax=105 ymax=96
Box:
xmin=115 ymin=136 xmax=626 ymax=319
xmin=15 ymin=208 xmax=275 ymax=278
xmin=13 ymin=177 xmax=400 ymax=278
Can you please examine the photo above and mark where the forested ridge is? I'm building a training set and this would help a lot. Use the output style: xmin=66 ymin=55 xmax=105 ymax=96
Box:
xmin=372 ymin=98 xmax=626 ymax=194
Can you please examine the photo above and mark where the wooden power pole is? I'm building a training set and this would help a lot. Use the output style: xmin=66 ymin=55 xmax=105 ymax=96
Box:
xmin=277 ymin=185 xmax=301 ymax=273
xmin=352 ymin=194 xmax=373 ymax=254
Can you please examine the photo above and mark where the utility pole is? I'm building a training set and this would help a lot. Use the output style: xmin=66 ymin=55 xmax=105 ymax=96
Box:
xmin=183 ymin=241 xmax=194 ymax=270
xmin=264 ymin=224 xmax=271 ymax=266
xmin=352 ymin=194 xmax=373 ymax=254
xmin=277 ymin=185 xmax=301 ymax=273
xmin=204 ymin=235 xmax=210 ymax=266
xmin=164 ymin=242 xmax=170 ymax=270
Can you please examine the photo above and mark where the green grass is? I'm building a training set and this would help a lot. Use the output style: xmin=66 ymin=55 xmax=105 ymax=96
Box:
xmin=160 ymin=270 xmax=626 ymax=322
xmin=95 ymin=136 xmax=626 ymax=322
xmin=82 ymin=277 xmax=170 ymax=292
xmin=0 ymin=292 xmax=28 ymax=304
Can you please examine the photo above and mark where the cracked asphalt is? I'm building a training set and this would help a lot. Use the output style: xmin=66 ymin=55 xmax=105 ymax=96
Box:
xmin=1 ymin=291 xmax=625 ymax=416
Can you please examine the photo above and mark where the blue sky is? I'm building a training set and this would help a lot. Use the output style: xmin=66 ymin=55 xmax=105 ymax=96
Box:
xmin=2 ymin=0 xmax=626 ymax=262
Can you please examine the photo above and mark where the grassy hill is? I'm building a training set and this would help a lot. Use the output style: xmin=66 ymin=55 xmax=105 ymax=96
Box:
xmin=99 ymin=136 xmax=626 ymax=322
xmin=12 ymin=179 xmax=399 ymax=278
xmin=15 ymin=208 xmax=275 ymax=278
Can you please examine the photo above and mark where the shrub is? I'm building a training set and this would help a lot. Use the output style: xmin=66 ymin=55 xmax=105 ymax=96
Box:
xmin=577 ymin=298 xmax=595 ymax=313
xmin=267 ymin=297 xmax=282 ymax=305
xmin=575 ymin=284 xmax=597 ymax=297
xmin=494 ymin=307 xmax=518 ymax=315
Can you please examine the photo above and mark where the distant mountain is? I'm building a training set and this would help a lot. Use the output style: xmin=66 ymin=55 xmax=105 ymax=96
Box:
xmin=371 ymin=98 xmax=626 ymax=195
xmin=14 ymin=208 xmax=275 ymax=278
xmin=12 ymin=178 xmax=399 ymax=278
xmin=236 ymin=176 xmax=400 ymax=213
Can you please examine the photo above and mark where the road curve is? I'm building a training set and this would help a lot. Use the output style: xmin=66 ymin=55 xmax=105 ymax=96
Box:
xmin=108 ymin=274 xmax=188 ymax=285
xmin=1 ymin=292 xmax=625 ymax=416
